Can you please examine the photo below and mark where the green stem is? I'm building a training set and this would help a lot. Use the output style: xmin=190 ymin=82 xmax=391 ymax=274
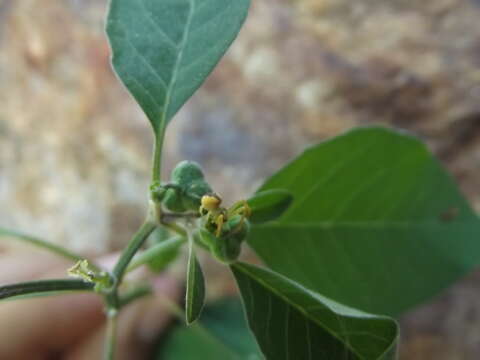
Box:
xmin=0 ymin=228 xmax=101 ymax=271
xmin=112 ymin=221 xmax=157 ymax=284
xmin=151 ymin=132 xmax=165 ymax=184
xmin=0 ymin=279 xmax=94 ymax=300
xmin=104 ymin=309 xmax=118 ymax=360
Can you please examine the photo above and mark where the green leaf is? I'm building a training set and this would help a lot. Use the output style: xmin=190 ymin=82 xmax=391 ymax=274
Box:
xmin=248 ymin=127 xmax=480 ymax=316
xmin=158 ymin=298 xmax=263 ymax=360
xmin=231 ymin=262 xmax=399 ymax=360
xmin=127 ymin=235 xmax=184 ymax=273
xmin=0 ymin=279 xmax=94 ymax=300
xmin=247 ymin=189 xmax=293 ymax=224
xmin=106 ymin=0 xmax=251 ymax=133
xmin=186 ymin=240 xmax=206 ymax=324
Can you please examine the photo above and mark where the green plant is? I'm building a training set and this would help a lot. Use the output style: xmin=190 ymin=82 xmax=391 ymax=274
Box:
xmin=2 ymin=1 xmax=480 ymax=359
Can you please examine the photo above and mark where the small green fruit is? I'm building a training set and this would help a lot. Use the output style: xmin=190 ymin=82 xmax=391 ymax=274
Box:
xmin=171 ymin=161 xmax=205 ymax=187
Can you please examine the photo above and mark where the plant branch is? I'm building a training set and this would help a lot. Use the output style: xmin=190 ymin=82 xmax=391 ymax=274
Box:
xmin=112 ymin=221 xmax=157 ymax=284
xmin=0 ymin=227 xmax=101 ymax=271
xmin=0 ymin=279 xmax=94 ymax=300
xmin=104 ymin=309 xmax=118 ymax=360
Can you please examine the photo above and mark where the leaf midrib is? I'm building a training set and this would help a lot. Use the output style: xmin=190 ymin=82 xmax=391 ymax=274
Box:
xmin=159 ymin=0 xmax=196 ymax=132
xmin=254 ymin=220 xmax=478 ymax=230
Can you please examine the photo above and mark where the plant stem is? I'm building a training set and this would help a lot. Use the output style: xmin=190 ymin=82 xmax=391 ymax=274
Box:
xmin=151 ymin=132 xmax=165 ymax=184
xmin=0 ymin=279 xmax=95 ymax=300
xmin=112 ymin=221 xmax=157 ymax=284
xmin=102 ymin=125 xmax=167 ymax=360
xmin=104 ymin=308 xmax=118 ymax=360
xmin=0 ymin=228 xmax=101 ymax=271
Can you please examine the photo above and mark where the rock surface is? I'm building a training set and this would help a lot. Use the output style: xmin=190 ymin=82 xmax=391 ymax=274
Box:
xmin=0 ymin=0 xmax=480 ymax=358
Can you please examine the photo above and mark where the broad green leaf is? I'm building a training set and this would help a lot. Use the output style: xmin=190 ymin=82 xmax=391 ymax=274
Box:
xmin=247 ymin=189 xmax=293 ymax=224
xmin=248 ymin=127 xmax=480 ymax=315
xmin=186 ymin=240 xmax=206 ymax=324
xmin=232 ymin=262 xmax=399 ymax=360
xmin=158 ymin=298 xmax=263 ymax=360
xmin=106 ymin=0 xmax=251 ymax=133
xmin=0 ymin=279 xmax=94 ymax=300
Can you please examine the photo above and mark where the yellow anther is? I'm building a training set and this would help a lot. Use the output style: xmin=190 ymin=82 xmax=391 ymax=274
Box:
xmin=201 ymin=194 xmax=222 ymax=211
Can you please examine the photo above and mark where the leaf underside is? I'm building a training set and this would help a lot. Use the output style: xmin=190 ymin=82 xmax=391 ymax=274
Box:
xmin=106 ymin=0 xmax=251 ymax=133
xmin=248 ymin=127 xmax=480 ymax=316
xmin=232 ymin=262 xmax=398 ymax=360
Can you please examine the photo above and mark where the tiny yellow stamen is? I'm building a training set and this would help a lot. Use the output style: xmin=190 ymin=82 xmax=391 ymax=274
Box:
xmin=201 ymin=194 xmax=222 ymax=211
xmin=215 ymin=214 xmax=225 ymax=237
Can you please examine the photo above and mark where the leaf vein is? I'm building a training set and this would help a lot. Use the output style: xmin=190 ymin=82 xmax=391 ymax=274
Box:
xmin=136 ymin=0 xmax=179 ymax=48
xmin=122 ymin=33 xmax=169 ymax=89
xmin=161 ymin=0 xmax=196 ymax=126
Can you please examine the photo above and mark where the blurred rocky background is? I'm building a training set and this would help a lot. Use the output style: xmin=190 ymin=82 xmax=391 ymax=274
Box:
xmin=0 ymin=0 xmax=480 ymax=358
